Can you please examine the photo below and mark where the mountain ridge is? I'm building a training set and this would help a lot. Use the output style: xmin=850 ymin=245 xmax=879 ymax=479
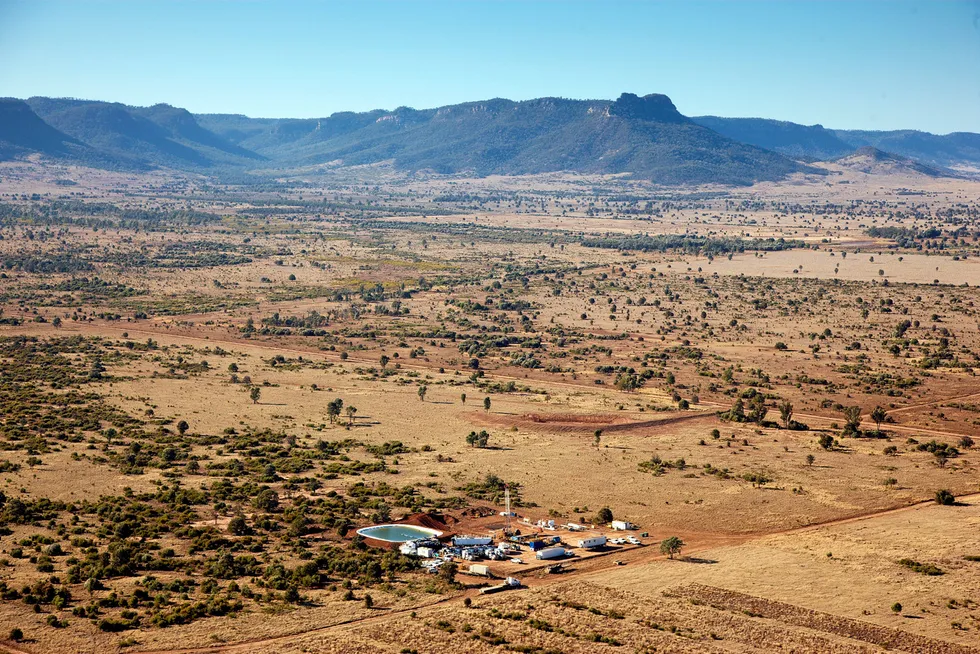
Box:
xmin=4 ymin=93 xmax=817 ymax=185
xmin=4 ymin=92 xmax=977 ymax=183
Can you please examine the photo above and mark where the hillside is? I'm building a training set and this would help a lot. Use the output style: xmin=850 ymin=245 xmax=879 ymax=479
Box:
xmin=25 ymin=98 xmax=261 ymax=170
xmin=0 ymin=98 xmax=88 ymax=162
xmin=832 ymin=129 xmax=980 ymax=171
xmin=692 ymin=116 xmax=854 ymax=161
xmin=693 ymin=115 xmax=980 ymax=171
xmin=7 ymin=93 xmax=814 ymax=185
xmin=832 ymin=146 xmax=959 ymax=177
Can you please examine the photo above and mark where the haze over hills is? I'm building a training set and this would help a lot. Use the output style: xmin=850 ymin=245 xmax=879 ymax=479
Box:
xmin=2 ymin=92 xmax=978 ymax=183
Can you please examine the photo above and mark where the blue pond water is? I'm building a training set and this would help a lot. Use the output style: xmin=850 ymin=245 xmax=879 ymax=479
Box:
xmin=357 ymin=524 xmax=442 ymax=542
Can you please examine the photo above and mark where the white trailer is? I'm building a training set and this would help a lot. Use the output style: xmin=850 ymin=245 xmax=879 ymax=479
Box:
xmin=577 ymin=536 xmax=607 ymax=549
xmin=611 ymin=520 xmax=635 ymax=531
xmin=468 ymin=564 xmax=491 ymax=577
xmin=453 ymin=535 xmax=493 ymax=546
xmin=535 ymin=547 xmax=566 ymax=560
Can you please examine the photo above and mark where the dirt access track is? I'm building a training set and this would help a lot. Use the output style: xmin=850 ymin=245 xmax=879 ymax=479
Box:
xmin=474 ymin=409 xmax=715 ymax=434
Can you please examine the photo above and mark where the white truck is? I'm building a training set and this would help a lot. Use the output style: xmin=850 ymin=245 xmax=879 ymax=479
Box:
xmin=479 ymin=577 xmax=521 ymax=594
xmin=577 ymin=536 xmax=607 ymax=549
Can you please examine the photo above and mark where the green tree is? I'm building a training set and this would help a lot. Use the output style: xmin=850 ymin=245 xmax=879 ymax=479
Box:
xmin=380 ymin=355 xmax=390 ymax=369
xmin=779 ymin=400 xmax=793 ymax=429
xmin=614 ymin=372 xmax=642 ymax=392
xmin=254 ymin=488 xmax=279 ymax=512
xmin=596 ymin=507 xmax=614 ymax=524
xmin=728 ymin=398 xmax=746 ymax=422
xmin=327 ymin=398 xmax=344 ymax=424
xmin=439 ymin=561 xmax=459 ymax=586
xmin=228 ymin=515 xmax=249 ymax=536
xmin=805 ymin=454 xmax=815 ymax=467
xmin=466 ymin=430 xmax=490 ymax=448
xmin=742 ymin=471 xmax=772 ymax=488
xmin=593 ymin=429 xmax=602 ymax=449
xmin=935 ymin=489 xmax=955 ymax=505
xmin=176 ymin=420 xmax=189 ymax=435
xmin=460 ymin=393 xmax=467 ymax=404
xmin=818 ymin=434 xmax=835 ymax=450
xmin=417 ymin=385 xmax=427 ymax=402
xmin=749 ymin=394 xmax=768 ymax=424
xmin=249 ymin=386 xmax=261 ymax=404
xmin=870 ymin=406 xmax=887 ymax=432
xmin=346 ymin=405 xmax=357 ymax=426
xmin=483 ymin=397 xmax=491 ymax=413
xmin=842 ymin=405 xmax=862 ymax=436
xmin=660 ymin=536 xmax=684 ymax=559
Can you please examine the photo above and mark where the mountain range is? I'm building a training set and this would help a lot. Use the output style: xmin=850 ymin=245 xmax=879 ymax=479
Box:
xmin=1 ymin=93 xmax=977 ymax=185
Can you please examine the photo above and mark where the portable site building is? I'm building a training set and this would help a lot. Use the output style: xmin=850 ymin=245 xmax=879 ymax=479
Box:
xmin=577 ymin=536 xmax=607 ymax=549
xmin=468 ymin=564 xmax=491 ymax=577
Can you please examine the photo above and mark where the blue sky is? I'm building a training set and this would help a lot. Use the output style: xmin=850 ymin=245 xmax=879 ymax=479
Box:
xmin=1 ymin=1 xmax=979 ymax=133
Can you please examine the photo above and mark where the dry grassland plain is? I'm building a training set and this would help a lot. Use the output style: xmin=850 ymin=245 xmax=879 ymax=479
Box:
xmin=0 ymin=159 xmax=978 ymax=652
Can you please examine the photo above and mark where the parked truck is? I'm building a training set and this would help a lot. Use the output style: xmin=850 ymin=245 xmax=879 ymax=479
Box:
xmin=577 ymin=536 xmax=607 ymax=549
xmin=479 ymin=577 xmax=521 ymax=594
xmin=535 ymin=547 xmax=566 ymax=560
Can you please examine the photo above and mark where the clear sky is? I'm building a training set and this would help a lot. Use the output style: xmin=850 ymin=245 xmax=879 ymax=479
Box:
xmin=2 ymin=0 xmax=979 ymax=133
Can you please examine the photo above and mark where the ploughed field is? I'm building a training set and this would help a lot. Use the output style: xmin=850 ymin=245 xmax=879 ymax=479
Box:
xmin=0 ymin=160 xmax=977 ymax=652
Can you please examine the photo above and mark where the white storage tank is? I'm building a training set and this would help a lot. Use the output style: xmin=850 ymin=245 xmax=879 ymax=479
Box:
xmin=577 ymin=536 xmax=607 ymax=549
xmin=535 ymin=547 xmax=566 ymax=560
